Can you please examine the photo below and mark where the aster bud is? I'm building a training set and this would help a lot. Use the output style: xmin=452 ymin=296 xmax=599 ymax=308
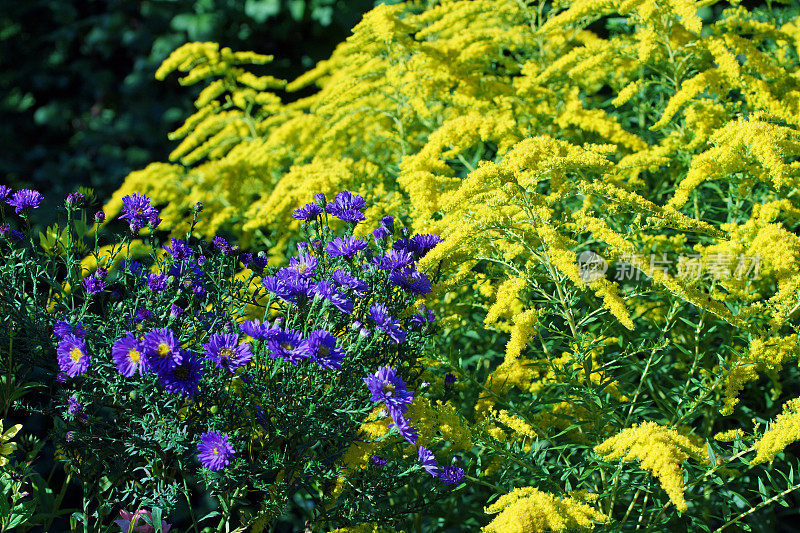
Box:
xmin=314 ymin=192 xmax=326 ymax=207
xmin=94 ymin=210 xmax=105 ymax=222
xmin=193 ymin=201 xmax=204 ymax=213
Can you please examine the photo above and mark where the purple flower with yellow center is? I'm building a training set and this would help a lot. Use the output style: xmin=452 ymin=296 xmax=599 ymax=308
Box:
xmin=331 ymin=269 xmax=368 ymax=297
xmin=374 ymin=249 xmax=414 ymax=271
xmin=389 ymin=267 xmax=432 ymax=296
xmin=368 ymin=304 xmax=407 ymax=344
xmin=440 ymin=465 xmax=465 ymax=485
xmin=67 ymin=396 xmax=82 ymax=415
xmin=240 ymin=318 xmax=281 ymax=341
xmin=159 ymin=349 xmax=203 ymax=396
xmin=364 ymin=366 xmax=413 ymax=415
xmin=56 ymin=334 xmax=91 ymax=377
xmin=267 ymin=328 xmax=308 ymax=365
xmin=305 ymin=330 xmax=345 ymax=370
xmin=288 ymin=253 xmax=319 ymax=278
xmin=410 ymin=234 xmax=443 ymax=257
xmin=82 ymin=274 xmax=106 ymax=295
xmin=112 ymin=333 xmax=147 ymax=377
xmin=147 ymin=273 xmax=169 ymax=293
xmin=213 ymin=236 xmax=233 ymax=255
xmin=292 ymin=202 xmax=323 ymax=221
xmin=119 ymin=193 xmax=160 ymax=231
xmin=328 ymin=191 xmax=366 ymax=222
xmin=53 ymin=320 xmax=86 ymax=339
xmin=204 ymin=333 xmax=253 ymax=371
xmin=309 ymin=281 xmax=353 ymax=314
xmin=6 ymin=189 xmax=43 ymax=214
xmin=418 ymin=446 xmax=439 ymax=477
xmin=142 ymin=328 xmax=181 ymax=374
xmin=326 ymin=236 xmax=368 ymax=258
xmin=197 ymin=431 xmax=235 ymax=471
xmin=164 ymin=238 xmax=192 ymax=262
xmin=0 ymin=185 xmax=10 ymax=203
xmin=389 ymin=414 xmax=419 ymax=444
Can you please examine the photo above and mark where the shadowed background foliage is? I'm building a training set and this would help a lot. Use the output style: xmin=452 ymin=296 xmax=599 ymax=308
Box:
xmin=0 ymin=0 xmax=375 ymax=213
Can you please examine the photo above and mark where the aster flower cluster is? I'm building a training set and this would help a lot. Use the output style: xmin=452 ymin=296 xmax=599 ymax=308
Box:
xmin=34 ymin=190 xmax=452 ymax=527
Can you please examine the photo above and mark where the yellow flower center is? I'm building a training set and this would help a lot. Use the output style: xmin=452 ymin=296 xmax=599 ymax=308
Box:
xmin=128 ymin=349 xmax=141 ymax=363
xmin=382 ymin=383 xmax=395 ymax=396
xmin=319 ymin=346 xmax=330 ymax=357
xmin=69 ymin=347 xmax=83 ymax=362
xmin=213 ymin=447 xmax=218 ymax=454
xmin=157 ymin=343 xmax=171 ymax=358
xmin=297 ymin=264 xmax=308 ymax=273
xmin=219 ymin=348 xmax=235 ymax=359
xmin=175 ymin=366 xmax=190 ymax=380
xmin=281 ymin=342 xmax=292 ymax=350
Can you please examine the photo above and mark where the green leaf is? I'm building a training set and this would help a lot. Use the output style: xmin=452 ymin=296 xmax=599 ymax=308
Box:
xmin=706 ymin=440 xmax=716 ymax=466
xmin=244 ymin=0 xmax=281 ymax=23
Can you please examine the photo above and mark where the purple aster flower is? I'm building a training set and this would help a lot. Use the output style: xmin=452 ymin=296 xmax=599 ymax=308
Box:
xmin=411 ymin=234 xmax=443 ymax=257
xmin=440 ymin=465 xmax=465 ymax=485
xmin=0 ymin=185 xmax=10 ymax=203
xmin=66 ymin=192 xmax=86 ymax=207
xmin=53 ymin=320 xmax=86 ymax=340
xmin=82 ymin=274 xmax=106 ymax=295
xmin=112 ymin=333 xmax=147 ymax=377
xmin=389 ymin=414 xmax=419 ymax=444
xmin=389 ymin=267 xmax=432 ymax=296
xmin=314 ymin=192 xmax=326 ymax=205
xmin=204 ymin=333 xmax=253 ymax=371
xmin=239 ymin=253 xmax=253 ymax=268
xmin=94 ymin=210 xmax=105 ymax=222
xmin=411 ymin=306 xmax=436 ymax=329
xmin=212 ymin=236 xmax=232 ymax=255
xmin=119 ymin=193 xmax=160 ymax=231
xmin=309 ymin=280 xmax=353 ymax=314
xmin=326 ymin=236 xmax=368 ymax=258
xmin=240 ymin=318 xmax=281 ymax=341
xmin=159 ymin=349 xmax=203 ymax=396
xmin=331 ymin=269 xmax=369 ymax=297
xmin=305 ymin=330 xmax=345 ymax=370
xmin=6 ymin=189 xmax=43 ymax=214
xmin=95 ymin=267 xmax=108 ymax=280
xmin=418 ymin=446 xmax=439 ymax=477
xmin=444 ymin=372 xmax=456 ymax=388
xmin=65 ymin=431 xmax=74 ymax=442
xmin=392 ymin=235 xmax=414 ymax=255
xmin=292 ymin=202 xmax=323 ymax=221
xmin=368 ymin=304 xmax=407 ymax=344
xmin=56 ymin=372 xmax=67 ymax=384
xmin=147 ymin=273 xmax=169 ymax=293
xmin=10 ymin=231 xmax=24 ymax=242
xmin=170 ymin=304 xmax=184 ymax=319
xmin=56 ymin=334 xmax=91 ymax=377
xmin=191 ymin=283 xmax=207 ymax=299
xmin=364 ymin=366 xmax=414 ymax=415
xmin=142 ymin=328 xmax=182 ymax=374
xmin=374 ymin=249 xmax=414 ymax=271
xmin=134 ymin=308 xmax=152 ymax=322
xmin=164 ymin=239 xmax=192 ymax=262
xmin=251 ymin=254 xmax=269 ymax=271
xmin=267 ymin=328 xmax=309 ymax=365
xmin=197 ymin=431 xmax=235 ymax=471
xmin=0 ymin=223 xmax=9 ymax=236
xmin=67 ymin=396 xmax=82 ymax=415
xmin=328 ymin=191 xmax=366 ymax=222
xmin=288 ymin=253 xmax=319 ymax=278
xmin=373 ymin=215 xmax=395 ymax=242
xmin=124 ymin=260 xmax=144 ymax=277
xmin=371 ymin=456 xmax=388 ymax=467
xmin=262 ymin=269 xmax=310 ymax=304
